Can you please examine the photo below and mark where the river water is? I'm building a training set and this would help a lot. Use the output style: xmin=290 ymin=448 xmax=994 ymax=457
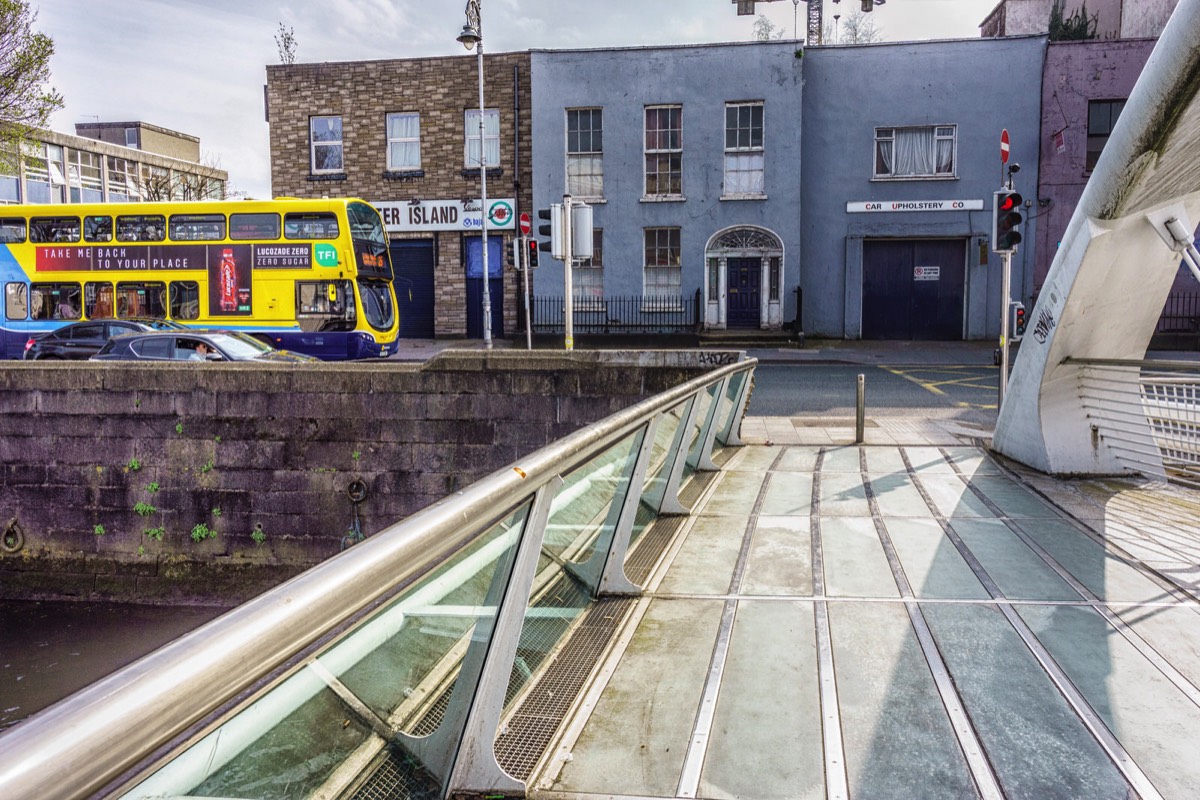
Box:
xmin=0 ymin=599 xmax=225 ymax=732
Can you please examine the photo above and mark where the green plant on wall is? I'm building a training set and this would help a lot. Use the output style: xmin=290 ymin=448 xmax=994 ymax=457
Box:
xmin=191 ymin=522 xmax=216 ymax=542
xmin=175 ymin=422 xmax=184 ymax=435
xmin=200 ymin=458 xmax=214 ymax=473
xmin=146 ymin=481 xmax=160 ymax=493
xmin=134 ymin=501 xmax=157 ymax=517
xmin=93 ymin=524 xmax=105 ymax=536
xmin=212 ymin=508 xmax=221 ymax=518
xmin=144 ymin=526 xmax=165 ymax=541
xmin=251 ymin=523 xmax=267 ymax=545
xmin=127 ymin=457 xmax=141 ymax=472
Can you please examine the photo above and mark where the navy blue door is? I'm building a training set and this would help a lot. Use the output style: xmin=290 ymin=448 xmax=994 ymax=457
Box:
xmin=726 ymin=257 xmax=761 ymax=329
xmin=389 ymin=240 xmax=435 ymax=338
xmin=465 ymin=236 xmax=504 ymax=340
xmin=862 ymin=239 xmax=965 ymax=340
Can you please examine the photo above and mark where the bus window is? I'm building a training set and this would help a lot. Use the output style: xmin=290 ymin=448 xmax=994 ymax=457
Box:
xmin=284 ymin=212 xmax=339 ymax=239
xmin=170 ymin=281 xmax=200 ymax=320
xmin=0 ymin=218 xmax=26 ymax=243
xmin=6 ymin=282 xmax=28 ymax=320
xmin=116 ymin=215 xmax=166 ymax=242
xmin=116 ymin=282 xmax=167 ymax=318
xmin=297 ymin=279 xmax=355 ymax=332
xmin=230 ymin=213 xmax=280 ymax=241
xmin=84 ymin=216 xmax=113 ymax=243
xmin=30 ymin=282 xmax=82 ymax=320
xmin=29 ymin=216 xmax=81 ymax=244
xmin=85 ymin=282 xmax=114 ymax=318
xmin=170 ymin=214 xmax=226 ymax=241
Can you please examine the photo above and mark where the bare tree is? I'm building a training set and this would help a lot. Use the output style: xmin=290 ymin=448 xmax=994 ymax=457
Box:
xmin=753 ymin=14 xmax=786 ymax=41
xmin=275 ymin=22 xmax=297 ymax=64
xmin=130 ymin=152 xmax=228 ymax=201
xmin=823 ymin=9 xmax=883 ymax=44
xmin=0 ymin=0 xmax=63 ymax=172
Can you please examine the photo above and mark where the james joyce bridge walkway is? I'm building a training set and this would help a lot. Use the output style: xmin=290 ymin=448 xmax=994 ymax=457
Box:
xmin=3 ymin=352 xmax=1200 ymax=800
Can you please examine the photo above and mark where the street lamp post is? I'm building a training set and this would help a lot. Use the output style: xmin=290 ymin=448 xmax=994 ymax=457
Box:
xmin=457 ymin=0 xmax=492 ymax=349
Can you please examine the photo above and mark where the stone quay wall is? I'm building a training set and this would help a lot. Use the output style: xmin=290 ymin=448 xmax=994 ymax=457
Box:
xmin=0 ymin=351 xmax=728 ymax=605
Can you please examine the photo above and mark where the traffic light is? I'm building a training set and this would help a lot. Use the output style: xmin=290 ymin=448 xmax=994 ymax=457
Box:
xmin=992 ymin=190 xmax=1024 ymax=252
xmin=1012 ymin=301 xmax=1027 ymax=339
xmin=508 ymin=237 xmax=518 ymax=268
xmin=528 ymin=238 xmax=539 ymax=268
xmin=538 ymin=205 xmax=563 ymax=259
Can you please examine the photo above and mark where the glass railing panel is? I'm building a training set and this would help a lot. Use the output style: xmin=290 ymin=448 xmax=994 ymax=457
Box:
xmin=635 ymin=400 xmax=689 ymax=540
xmin=682 ymin=382 xmax=720 ymax=480
xmin=715 ymin=371 xmax=748 ymax=446
xmin=121 ymin=503 xmax=530 ymax=800
xmin=498 ymin=431 xmax=643 ymax=712
xmin=328 ymin=505 xmax=529 ymax=735
xmin=543 ymin=430 xmax=642 ymax=566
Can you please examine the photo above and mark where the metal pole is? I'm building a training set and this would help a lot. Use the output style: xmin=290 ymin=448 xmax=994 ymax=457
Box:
xmin=998 ymin=250 xmax=1012 ymax=408
xmin=522 ymin=237 xmax=532 ymax=350
xmin=855 ymin=373 xmax=865 ymax=444
xmin=476 ymin=8 xmax=492 ymax=350
xmin=563 ymin=193 xmax=574 ymax=351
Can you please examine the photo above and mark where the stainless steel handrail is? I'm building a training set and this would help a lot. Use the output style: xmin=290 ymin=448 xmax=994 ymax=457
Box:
xmin=0 ymin=357 xmax=756 ymax=800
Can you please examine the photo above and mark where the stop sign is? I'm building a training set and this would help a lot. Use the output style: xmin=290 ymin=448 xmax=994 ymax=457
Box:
xmin=519 ymin=212 xmax=531 ymax=235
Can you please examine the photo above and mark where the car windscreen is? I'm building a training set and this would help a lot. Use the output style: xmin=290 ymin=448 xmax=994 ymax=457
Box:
xmin=358 ymin=280 xmax=395 ymax=332
xmin=206 ymin=332 xmax=273 ymax=359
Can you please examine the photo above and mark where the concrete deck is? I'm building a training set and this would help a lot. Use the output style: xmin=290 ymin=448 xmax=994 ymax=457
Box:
xmin=529 ymin=418 xmax=1200 ymax=800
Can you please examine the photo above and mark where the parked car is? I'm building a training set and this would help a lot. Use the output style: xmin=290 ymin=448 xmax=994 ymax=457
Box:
xmin=90 ymin=330 xmax=318 ymax=363
xmin=23 ymin=318 xmax=186 ymax=361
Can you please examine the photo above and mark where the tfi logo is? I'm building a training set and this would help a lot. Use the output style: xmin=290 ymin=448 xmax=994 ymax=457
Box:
xmin=315 ymin=244 xmax=339 ymax=267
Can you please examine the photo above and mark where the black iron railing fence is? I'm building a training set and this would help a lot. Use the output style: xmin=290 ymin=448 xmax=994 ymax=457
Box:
xmin=527 ymin=291 xmax=703 ymax=335
xmin=1157 ymin=293 xmax=1200 ymax=333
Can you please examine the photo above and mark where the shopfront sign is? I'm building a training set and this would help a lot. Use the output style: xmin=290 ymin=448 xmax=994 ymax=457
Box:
xmin=846 ymin=199 xmax=984 ymax=213
xmin=373 ymin=198 xmax=517 ymax=232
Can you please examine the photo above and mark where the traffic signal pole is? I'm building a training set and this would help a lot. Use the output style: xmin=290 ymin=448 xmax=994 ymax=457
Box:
xmin=563 ymin=194 xmax=574 ymax=351
xmin=998 ymin=250 xmax=1012 ymax=409
xmin=521 ymin=237 xmax=532 ymax=351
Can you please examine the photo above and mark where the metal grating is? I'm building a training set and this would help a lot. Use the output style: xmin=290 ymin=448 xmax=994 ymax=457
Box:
xmin=494 ymin=596 xmax=635 ymax=780
xmin=678 ymin=470 xmax=719 ymax=509
xmin=343 ymin=745 xmax=440 ymax=800
xmin=625 ymin=514 xmax=686 ymax=585
xmin=407 ymin=681 xmax=452 ymax=738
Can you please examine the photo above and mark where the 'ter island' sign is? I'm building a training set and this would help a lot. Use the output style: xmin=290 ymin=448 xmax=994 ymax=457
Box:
xmin=373 ymin=198 xmax=517 ymax=233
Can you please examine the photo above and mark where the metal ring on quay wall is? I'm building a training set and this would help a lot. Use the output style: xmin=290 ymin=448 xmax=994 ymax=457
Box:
xmin=2 ymin=518 xmax=24 ymax=554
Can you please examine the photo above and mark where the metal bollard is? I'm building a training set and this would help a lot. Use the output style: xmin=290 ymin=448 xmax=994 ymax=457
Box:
xmin=855 ymin=373 xmax=866 ymax=444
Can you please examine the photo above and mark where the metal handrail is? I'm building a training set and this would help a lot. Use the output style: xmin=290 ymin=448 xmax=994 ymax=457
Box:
xmin=0 ymin=357 xmax=756 ymax=800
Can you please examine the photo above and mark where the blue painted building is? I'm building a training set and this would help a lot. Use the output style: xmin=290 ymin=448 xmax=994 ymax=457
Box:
xmin=801 ymin=36 xmax=1046 ymax=339
xmin=531 ymin=35 xmax=1047 ymax=340
xmin=530 ymin=41 xmax=803 ymax=332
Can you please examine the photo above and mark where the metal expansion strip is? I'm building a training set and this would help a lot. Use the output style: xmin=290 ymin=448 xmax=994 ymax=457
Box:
xmin=901 ymin=447 xmax=1164 ymax=800
xmin=859 ymin=449 xmax=1004 ymax=800
xmin=675 ymin=448 xmax=784 ymax=798
xmin=811 ymin=446 xmax=851 ymax=800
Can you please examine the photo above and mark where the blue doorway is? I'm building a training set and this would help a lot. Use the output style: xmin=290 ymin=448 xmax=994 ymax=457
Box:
xmin=465 ymin=236 xmax=504 ymax=340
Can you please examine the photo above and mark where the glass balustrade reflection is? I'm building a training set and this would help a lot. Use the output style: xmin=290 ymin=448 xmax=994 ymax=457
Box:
xmin=500 ymin=430 xmax=643 ymax=711
xmin=682 ymin=382 xmax=720 ymax=480
xmin=631 ymin=400 xmax=688 ymax=548
xmin=715 ymin=371 xmax=747 ymax=447
xmin=121 ymin=504 xmax=530 ymax=800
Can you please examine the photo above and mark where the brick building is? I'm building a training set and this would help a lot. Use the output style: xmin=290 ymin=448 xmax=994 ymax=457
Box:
xmin=265 ymin=53 xmax=532 ymax=340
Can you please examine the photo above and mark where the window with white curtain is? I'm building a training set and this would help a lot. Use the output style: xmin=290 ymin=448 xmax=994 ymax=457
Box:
xmin=874 ymin=125 xmax=956 ymax=179
xmin=567 ymin=108 xmax=603 ymax=198
xmin=464 ymin=108 xmax=500 ymax=168
xmin=386 ymin=112 xmax=421 ymax=171
xmin=724 ymin=101 xmax=764 ymax=196
xmin=643 ymin=227 xmax=682 ymax=306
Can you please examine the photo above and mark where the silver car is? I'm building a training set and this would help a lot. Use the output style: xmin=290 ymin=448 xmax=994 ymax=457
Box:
xmin=90 ymin=330 xmax=318 ymax=363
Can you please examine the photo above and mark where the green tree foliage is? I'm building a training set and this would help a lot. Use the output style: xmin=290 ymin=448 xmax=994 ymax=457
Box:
xmin=1049 ymin=0 xmax=1098 ymax=41
xmin=0 ymin=0 xmax=62 ymax=173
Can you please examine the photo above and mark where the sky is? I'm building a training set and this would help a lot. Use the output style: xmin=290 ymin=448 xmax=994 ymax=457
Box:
xmin=33 ymin=0 xmax=1000 ymax=199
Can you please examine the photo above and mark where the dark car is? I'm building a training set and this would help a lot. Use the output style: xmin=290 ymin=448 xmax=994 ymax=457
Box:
xmin=90 ymin=330 xmax=317 ymax=363
xmin=23 ymin=318 xmax=187 ymax=361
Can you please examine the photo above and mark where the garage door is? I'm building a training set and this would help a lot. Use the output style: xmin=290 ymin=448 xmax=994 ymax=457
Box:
xmin=862 ymin=239 xmax=966 ymax=340
xmin=390 ymin=240 xmax=435 ymax=339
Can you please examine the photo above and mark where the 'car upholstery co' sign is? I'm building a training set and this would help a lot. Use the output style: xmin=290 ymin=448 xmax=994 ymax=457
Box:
xmin=846 ymin=199 xmax=985 ymax=213
xmin=373 ymin=198 xmax=517 ymax=233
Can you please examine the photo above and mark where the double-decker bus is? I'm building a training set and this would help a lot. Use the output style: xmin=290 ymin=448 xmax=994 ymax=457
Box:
xmin=0 ymin=197 xmax=399 ymax=360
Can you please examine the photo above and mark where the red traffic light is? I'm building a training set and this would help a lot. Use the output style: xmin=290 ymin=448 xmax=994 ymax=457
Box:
xmin=999 ymin=192 xmax=1023 ymax=212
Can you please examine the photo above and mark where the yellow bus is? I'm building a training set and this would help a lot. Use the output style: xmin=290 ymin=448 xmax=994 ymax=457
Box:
xmin=0 ymin=197 xmax=399 ymax=360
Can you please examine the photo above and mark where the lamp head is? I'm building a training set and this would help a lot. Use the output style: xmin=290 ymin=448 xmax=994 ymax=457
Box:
xmin=457 ymin=23 xmax=480 ymax=50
